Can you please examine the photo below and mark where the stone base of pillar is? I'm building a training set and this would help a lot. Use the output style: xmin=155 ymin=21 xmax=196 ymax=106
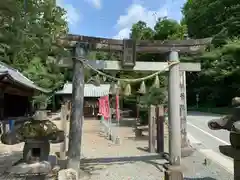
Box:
xmin=58 ymin=168 xmax=78 ymax=180
xmin=162 ymin=146 xmax=195 ymax=160
xmin=181 ymin=145 xmax=195 ymax=158
xmin=181 ymin=136 xmax=196 ymax=157
xmin=219 ymin=145 xmax=240 ymax=180
xmin=163 ymin=164 xmax=185 ymax=180
xmin=165 ymin=170 xmax=184 ymax=180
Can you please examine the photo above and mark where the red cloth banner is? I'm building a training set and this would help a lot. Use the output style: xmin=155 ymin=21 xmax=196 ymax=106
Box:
xmin=98 ymin=98 xmax=104 ymax=115
xmin=98 ymin=95 xmax=110 ymax=120
xmin=115 ymin=95 xmax=120 ymax=121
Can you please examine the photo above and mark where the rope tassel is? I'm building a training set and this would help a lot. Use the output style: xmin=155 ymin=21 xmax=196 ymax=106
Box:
xmin=124 ymin=84 xmax=131 ymax=96
xmin=102 ymin=75 xmax=107 ymax=82
xmin=139 ymin=81 xmax=146 ymax=94
xmin=152 ymin=75 xmax=160 ymax=88
xmin=117 ymin=81 xmax=122 ymax=94
xmin=110 ymin=82 xmax=117 ymax=95
xmin=91 ymin=74 xmax=101 ymax=86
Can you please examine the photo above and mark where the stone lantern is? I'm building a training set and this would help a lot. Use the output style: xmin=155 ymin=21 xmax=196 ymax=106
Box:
xmin=1 ymin=113 xmax=64 ymax=179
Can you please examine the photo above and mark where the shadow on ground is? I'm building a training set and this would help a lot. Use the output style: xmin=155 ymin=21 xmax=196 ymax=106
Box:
xmin=0 ymin=151 xmax=22 ymax=175
xmin=187 ymin=111 xmax=223 ymax=117
xmin=127 ymin=135 xmax=149 ymax=141
xmin=184 ymin=178 xmax=216 ymax=180
xmin=80 ymin=154 xmax=167 ymax=175
xmin=81 ymin=154 xmax=166 ymax=164
xmin=112 ymin=118 xmax=136 ymax=127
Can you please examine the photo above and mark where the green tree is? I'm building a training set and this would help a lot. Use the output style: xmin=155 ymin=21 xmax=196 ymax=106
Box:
xmin=130 ymin=21 xmax=154 ymax=40
xmin=182 ymin=0 xmax=240 ymax=38
xmin=185 ymin=38 xmax=240 ymax=107
xmin=182 ymin=0 xmax=240 ymax=108
xmin=154 ymin=17 xmax=187 ymax=40
xmin=0 ymin=0 xmax=68 ymax=91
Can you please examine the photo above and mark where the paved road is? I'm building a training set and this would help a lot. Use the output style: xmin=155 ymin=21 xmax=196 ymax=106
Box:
xmin=187 ymin=112 xmax=233 ymax=175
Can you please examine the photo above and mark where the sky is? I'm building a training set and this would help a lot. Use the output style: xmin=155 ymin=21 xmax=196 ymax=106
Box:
xmin=56 ymin=0 xmax=186 ymax=39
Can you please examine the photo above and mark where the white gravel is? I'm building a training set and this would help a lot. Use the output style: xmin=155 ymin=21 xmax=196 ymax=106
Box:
xmin=82 ymin=161 xmax=165 ymax=180
xmin=0 ymin=118 xmax=233 ymax=180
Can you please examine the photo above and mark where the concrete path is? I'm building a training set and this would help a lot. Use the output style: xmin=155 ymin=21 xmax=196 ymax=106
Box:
xmin=187 ymin=111 xmax=233 ymax=178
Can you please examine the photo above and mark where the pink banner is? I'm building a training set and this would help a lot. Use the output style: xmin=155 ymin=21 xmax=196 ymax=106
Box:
xmin=115 ymin=95 xmax=120 ymax=121
xmin=98 ymin=98 xmax=104 ymax=115
xmin=104 ymin=96 xmax=110 ymax=120
xmin=98 ymin=96 xmax=110 ymax=120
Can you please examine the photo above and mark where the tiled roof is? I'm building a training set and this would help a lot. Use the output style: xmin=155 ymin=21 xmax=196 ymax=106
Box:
xmin=56 ymin=82 xmax=110 ymax=97
xmin=0 ymin=62 xmax=49 ymax=93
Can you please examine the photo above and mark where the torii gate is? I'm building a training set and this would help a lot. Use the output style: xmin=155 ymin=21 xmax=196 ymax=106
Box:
xmin=57 ymin=35 xmax=212 ymax=175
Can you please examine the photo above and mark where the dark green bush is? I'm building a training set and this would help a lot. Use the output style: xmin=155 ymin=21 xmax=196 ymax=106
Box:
xmin=139 ymin=107 xmax=148 ymax=125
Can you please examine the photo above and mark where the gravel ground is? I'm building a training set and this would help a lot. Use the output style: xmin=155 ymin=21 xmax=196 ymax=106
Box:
xmin=182 ymin=150 xmax=233 ymax=180
xmin=0 ymin=118 xmax=235 ymax=180
xmin=81 ymin=161 xmax=166 ymax=180
xmin=79 ymin=119 xmax=234 ymax=180
xmin=79 ymin=119 xmax=166 ymax=179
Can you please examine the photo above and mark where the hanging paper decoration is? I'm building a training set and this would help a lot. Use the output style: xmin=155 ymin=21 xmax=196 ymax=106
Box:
xmin=95 ymin=74 xmax=101 ymax=82
xmin=152 ymin=75 xmax=160 ymax=88
xmin=110 ymin=82 xmax=117 ymax=95
xmin=124 ymin=84 xmax=131 ymax=96
xmin=102 ymin=75 xmax=107 ymax=82
xmin=87 ymin=75 xmax=100 ymax=86
xmin=138 ymin=81 xmax=146 ymax=94
xmin=117 ymin=81 xmax=122 ymax=95
xmin=117 ymin=80 xmax=121 ymax=86
xmin=92 ymin=74 xmax=100 ymax=86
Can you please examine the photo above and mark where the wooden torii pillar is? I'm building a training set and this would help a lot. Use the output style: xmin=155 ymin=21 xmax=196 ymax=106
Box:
xmin=57 ymin=35 xmax=212 ymax=175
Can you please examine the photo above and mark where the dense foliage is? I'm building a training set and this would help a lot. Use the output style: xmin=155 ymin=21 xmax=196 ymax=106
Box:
xmin=0 ymin=0 xmax=68 ymax=91
xmin=1 ymin=0 xmax=239 ymax=110
xmin=127 ymin=0 xmax=240 ymax=109
xmin=182 ymin=0 xmax=240 ymax=107
xmin=182 ymin=0 xmax=240 ymax=38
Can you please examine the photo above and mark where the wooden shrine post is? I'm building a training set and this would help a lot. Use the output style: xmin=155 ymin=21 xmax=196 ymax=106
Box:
xmin=68 ymin=42 xmax=88 ymax=175
xmin=149 ymin=105 xmax=156 ymax=153
xmin=156 ymin=105 xmax=165 ymax=153
xmin=60 ymin=101 xmax=71 ymax=161
xmin=60 ymin=103 xmax=67 ymax=160
xmin=57 ymin=35 xmax=212 ymax=171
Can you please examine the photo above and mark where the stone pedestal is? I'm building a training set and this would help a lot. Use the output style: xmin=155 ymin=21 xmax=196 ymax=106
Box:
xmin=23 ymin=140 xmax=50 ymax=163
xmin=164 ymin=164 xmax=184 ymax=180
xmin=34 ymin=110 xmax=48 ymax=120
xmin=58 ymin=168 xmax=78 ymax=180
xmin=7 ymin=161 xmax=51 ymax=179
xmin=219 ymin=145 xmax=240 ymax=180
xmin=0 ymin=118 xmax=64 ymax=179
